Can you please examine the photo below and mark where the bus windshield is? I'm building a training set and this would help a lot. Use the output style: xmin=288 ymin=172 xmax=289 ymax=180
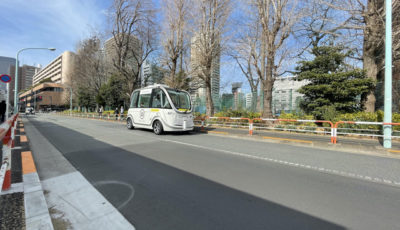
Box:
xmin=166 ymin=89 xmax=191 ymax=111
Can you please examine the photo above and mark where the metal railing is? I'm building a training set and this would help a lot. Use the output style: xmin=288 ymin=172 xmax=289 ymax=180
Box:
xmin=1 ymin=114 xmax=19 ymax=191
xmin=54 ymin=112 xmax=400 ymax=147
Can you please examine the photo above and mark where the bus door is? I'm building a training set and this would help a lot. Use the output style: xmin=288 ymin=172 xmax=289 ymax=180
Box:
xmin=150 ymin=88 xmax=172 ymax=124
xmin=137 ymin=88 xmax=152 ymax=125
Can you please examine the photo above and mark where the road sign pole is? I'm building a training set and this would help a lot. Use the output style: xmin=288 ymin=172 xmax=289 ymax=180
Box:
xmin=383 ymin=0 xmax=392 ymax=148
xmin=6 ymin=83 xmax=9 ymax=120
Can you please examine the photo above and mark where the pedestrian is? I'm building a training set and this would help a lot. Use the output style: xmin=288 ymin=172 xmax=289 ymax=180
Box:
xmin=98 ymin=106 xmax=103 ymax=117
xmin=0 ymin=101 xmax=6 ymax=123
xmin=114 ymin=107 xmax=119 ymax=120
xmin=120 ymin=106 xmax=124 ymax=120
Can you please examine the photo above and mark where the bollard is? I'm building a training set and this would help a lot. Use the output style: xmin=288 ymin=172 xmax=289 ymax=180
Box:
xmin=249 ymin=120 xmax=253 ymax=136
xmin=201 ymin=119 xmax=205 ymax=131
xmin=331 ymin=128 xmax=337 ymax=144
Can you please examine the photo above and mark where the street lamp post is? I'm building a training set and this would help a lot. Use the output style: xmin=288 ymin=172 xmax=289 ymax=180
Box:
xmin=12 ymin=47 xmax=56 ymax=115
xmin=383 ymin=0 xmax=392 ymax=148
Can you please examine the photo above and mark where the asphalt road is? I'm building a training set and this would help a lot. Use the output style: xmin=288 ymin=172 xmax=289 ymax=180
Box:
xmin=26 ymin=114 xmax=400 ymax=230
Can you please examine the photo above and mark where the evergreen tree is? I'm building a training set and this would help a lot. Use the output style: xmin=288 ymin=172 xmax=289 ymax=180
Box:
xmin=296 ymin=45 xmax=374 ymax=119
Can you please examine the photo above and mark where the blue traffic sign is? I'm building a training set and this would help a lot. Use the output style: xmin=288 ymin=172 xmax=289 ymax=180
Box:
xmin=0 ymin=74 xmax=11 ymax=83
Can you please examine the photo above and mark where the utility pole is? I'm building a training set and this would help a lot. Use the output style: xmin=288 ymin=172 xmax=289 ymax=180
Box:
xmin=70 ymin=87 xmax=73 ymax=116
xmin=383 ymin=0 xmax=392 ymax=148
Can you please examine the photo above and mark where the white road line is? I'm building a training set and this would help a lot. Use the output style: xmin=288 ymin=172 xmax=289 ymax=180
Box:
xmin=157 ymin=138 xmax=400 ymax=188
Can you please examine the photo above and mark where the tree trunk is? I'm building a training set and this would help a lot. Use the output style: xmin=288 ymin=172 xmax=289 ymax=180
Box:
xmin=262 ymin=53 xmax=274 ymax=118
xmin=205 ymin=79 xmax=214 ymax=117
xmin=262 ymin=82 xmax=273 ymax=118
xmin=170 ymin=60 xmax=177 ymax=87
xmin=363 ymin=47 xmax=378 ymax=112
xmin=251 ymin=90 xmax=257 ymax=113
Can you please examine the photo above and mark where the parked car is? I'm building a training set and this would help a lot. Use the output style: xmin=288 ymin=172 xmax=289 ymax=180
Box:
xmin=25 ymin=107 xmax=35 ymax=115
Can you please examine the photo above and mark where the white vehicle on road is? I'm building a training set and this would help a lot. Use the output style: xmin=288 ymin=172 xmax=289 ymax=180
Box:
xmin=126 ymin=84 xmax=194 ymax=134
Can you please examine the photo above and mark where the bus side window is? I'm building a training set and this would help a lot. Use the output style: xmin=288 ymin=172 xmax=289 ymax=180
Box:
xmin=130 ymin=91 xmax=139 ymax=108
xmin=151 ymin=89 xmax=162 ymax=108
xmin=138 ymin=93 xmax=151 ymax=108
xmin=161 ymin=91 xmax=171 ymax=109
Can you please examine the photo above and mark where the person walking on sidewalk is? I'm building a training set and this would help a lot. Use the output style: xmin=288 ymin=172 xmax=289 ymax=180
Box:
xmin=0 ymin=100 xmax=6 ymax=123
xmin=98 ymin=106 xmax=103 ymax=118
xmin=114 ymin=107 xmax=119 ymax=120
xmin=120 ymin=106 xmax=124 ymax=120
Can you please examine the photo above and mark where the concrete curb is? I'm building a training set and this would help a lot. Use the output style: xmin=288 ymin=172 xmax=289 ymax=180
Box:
xmin=19 ymin=119 xmax=54 ymax=230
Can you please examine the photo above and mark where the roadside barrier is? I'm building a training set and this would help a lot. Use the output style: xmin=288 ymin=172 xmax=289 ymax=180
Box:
xmin=57 ymin=112 xmax=400 ymax=147
xmin=333 ymin=121 xmax=400 ymax=144
xmin=252 ymin=118 xmax=334 ymax=142
xmin=0 ymin=114 xmax=19 ymax=191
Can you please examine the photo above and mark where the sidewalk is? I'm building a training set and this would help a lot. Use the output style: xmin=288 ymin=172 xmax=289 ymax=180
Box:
xmin=0 ymin=117 xmax=53 ymax=229
xmin=22 ymin=116 xmax=135 ymax=230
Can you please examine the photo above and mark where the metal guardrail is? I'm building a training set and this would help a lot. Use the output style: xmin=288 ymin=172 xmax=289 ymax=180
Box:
xmin=1 ymin=114 xmax=19 ymax=191
xmin=333 ymin=121 xmax=400 ymax=144
xmin=55 ymin=113 xmax=400 ymax=147
xmin=195 ymin=116 xmax=400 ymax=146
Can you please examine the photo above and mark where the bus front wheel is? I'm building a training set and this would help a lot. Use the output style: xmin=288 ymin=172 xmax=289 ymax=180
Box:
xmin=127 ymin=118 xmax=134 ymax=130
xmin=153 ymin=120 xmax=163 ymax=135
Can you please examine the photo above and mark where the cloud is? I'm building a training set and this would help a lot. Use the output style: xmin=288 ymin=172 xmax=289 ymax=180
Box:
xmin=0 ymin=0 xmax=109 ymax=66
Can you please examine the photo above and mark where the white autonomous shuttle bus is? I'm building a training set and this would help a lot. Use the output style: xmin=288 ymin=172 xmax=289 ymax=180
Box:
xmin=126 ymin=84 xmax=194 ymax=134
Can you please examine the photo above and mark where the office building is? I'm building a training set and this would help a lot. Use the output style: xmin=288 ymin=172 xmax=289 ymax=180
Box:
xmin=33 ymin=51 xmax=76 ymax=85
xmin=19 ymin=82 xmax=65 ymax=111
xmin=245 ymin=93 xmax=253 ymax=109
xmin=220 ymin=93 xmax=234 ymax=111
xmin=142 ymin=60 xmax=165 ymax=87
xmin=272 ymin=76 xmax=308 ymax=114
xmin=232 ymin=82 xmax=244 ymax=110
xmin=105 ymin=34 xmax=142 ymax=72
xmin=9 ymin=65 xmax=41 ymax=105
xmin=0 ymin=56 xmax=16 ymax=101
xmin=190 ymin=33 xmax=220 ymax=109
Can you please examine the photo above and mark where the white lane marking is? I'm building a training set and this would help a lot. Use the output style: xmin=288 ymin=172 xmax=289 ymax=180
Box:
xmin=157 ymin=138 xmax=400 ymax=188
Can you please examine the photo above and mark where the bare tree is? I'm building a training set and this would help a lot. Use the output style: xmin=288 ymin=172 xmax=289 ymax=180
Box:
xmin=295 ymin=0 xmax=356 ymax=58
xmin=191 ymin=0 xmax=232 ymax=116
xmin=160 ymin=0 xmax=191 ymax=89
xmin=230 ymin=23 xmax=260 ymax=112
xmin=109 ymin=0 xmax=157 ymax=95
xmin=249 ymin=0 xmax=298 ymax=117
xmin=324 ymin=0 xmax=400 ymax=112
xmin=73 ymin=35 xmax=110 ymax=109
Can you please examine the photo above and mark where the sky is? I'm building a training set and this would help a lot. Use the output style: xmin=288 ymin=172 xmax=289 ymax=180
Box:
xmin=0 ymin=0 xmax=110 ymax=67
xmin=0 ymin=0 xmax=259 ymax=94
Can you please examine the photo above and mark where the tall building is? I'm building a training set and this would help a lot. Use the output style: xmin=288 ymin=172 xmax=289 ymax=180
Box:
xmin=0 ymin=56 xmax=16 ymax=101
xmin=232 ymin=82 xmax=244 ymax=110
xmin=190 ymin=33 xmax=220 ymax=110
xmin=141 ymin=60 xmax=165 ymax=87
xmin=272 ymin=76 xmax=308 ymax=114
xmin=9 ymin=65 xmax=40 ymax=105
xmin=221 ymin=93 xmax=234 ymax=111
xmin=33 ymin=51 xmax=76 ymax=85
xmin=245 ymin=93 xmax=253 ymax=109
xmin=105 ymin=34 xmax=142 ymax=71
